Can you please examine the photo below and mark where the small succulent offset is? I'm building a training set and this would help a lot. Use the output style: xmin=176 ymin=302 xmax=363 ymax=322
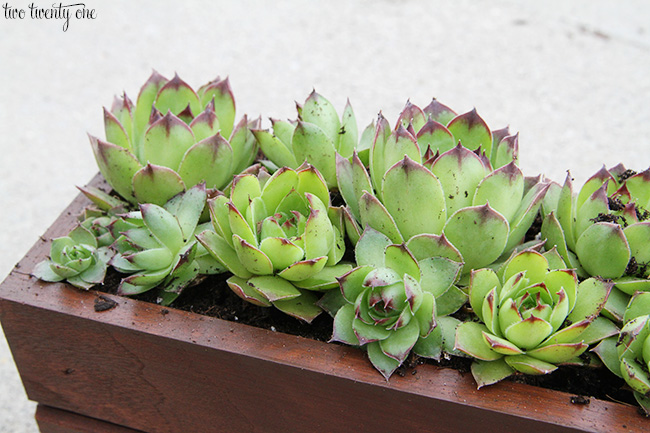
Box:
xmin=593 ymin=292 xmax=650 ymax=415
xmin=33 ymin=225 xmax=113 ymax=290
xmin=455 ymin=250 xmax=616 ymax=387
xmin=91 ymin=71 xmax=259 ymax=206
xmin=329 ymin=227 xmax=465 ymax=379
xmin=110 ymin=183 xmax=221 ymax=305
xmin=197 ymin=164 xmax=351 ymax=322
xmin=337 ymin=144 xmax=548 ymax=272
xmin=253 ymin=90 xmax=374 ymax=188
xmin=541 ymin=165 xmax=650 ymax=321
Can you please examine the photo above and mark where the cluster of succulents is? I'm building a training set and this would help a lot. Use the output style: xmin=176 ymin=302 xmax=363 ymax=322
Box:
xmin=33 ymin=73 xmax=650 ymax=415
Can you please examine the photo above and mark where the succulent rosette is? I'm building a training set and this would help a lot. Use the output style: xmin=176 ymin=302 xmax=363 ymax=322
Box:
xmin=196 ymin=164 xmax=351 ymax=322
xmin=336 ymin=142 xmax=548 ymax=272
xmin=329 ymin=227 xmax=465 ymax=379
xmin=253 ymin=91 xmax=374 ymax=188
xmin=33 ymin=225 xmax=113 ymax=290
xmin=593 ymin=292 xmax=650 ymax=415
xmin=91 ymin=71 xmax=259 ymax=206
xmin=455 ymin=250 xmax=616 ymax=387
xmin=541 ymin=165 xmax=650 ymax=321
xmin=384 ymin=99 xmax=519 ymax=173
xmin=110 ymin=184 xmax=223 ymax=305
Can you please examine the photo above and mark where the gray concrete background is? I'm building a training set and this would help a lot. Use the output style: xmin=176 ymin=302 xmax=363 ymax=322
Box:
xmin=1 ymin=1 xmax=649 ymax=431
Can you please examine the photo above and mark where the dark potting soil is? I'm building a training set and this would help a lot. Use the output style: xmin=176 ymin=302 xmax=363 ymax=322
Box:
xmin=98 ymin=268 xmax=639 ymax=409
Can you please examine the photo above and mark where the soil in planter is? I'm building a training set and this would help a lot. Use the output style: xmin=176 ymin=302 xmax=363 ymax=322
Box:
xmin=98 ymin=269 xmax=638 ymax=409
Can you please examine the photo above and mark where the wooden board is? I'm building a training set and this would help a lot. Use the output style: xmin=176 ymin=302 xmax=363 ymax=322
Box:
xmin=0 ymin=174 xmax=646 ymax=433
xmin=36 ymin=405 xmax=144 ymax=433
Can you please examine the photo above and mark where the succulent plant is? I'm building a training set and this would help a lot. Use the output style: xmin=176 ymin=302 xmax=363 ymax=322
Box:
xmin=253 ymin=91 xmax=374 ymax=188
xmin=370 ymin=100 xmax=519 ymax=194
xmin=329 ymin=227 xmax=465 ymax=379
xmin=337 ymin=145 xmax=548 ymax=273
xmin=541 ymin=165 xmax=650 ymax=321
xmin=33 ymin=225 xmax=113 ymax=290
xmin=109 ymin=183 xmax=222 ymax=304
xmin=592 ymin=292 xmax=650 ymax=415
xmin=91 ymin=71 xmax=259 ymax=205
xmin=196 ymin=164 xmax=351 ymax=322
xmin=455 ymin=250 xmax=616 ymax=387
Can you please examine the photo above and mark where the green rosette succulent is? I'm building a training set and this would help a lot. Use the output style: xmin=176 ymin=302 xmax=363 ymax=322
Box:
xmin=110 ymin=183 xmax=223 ymax=305
xmin=33 ymin=225 xmax=113 ymax=290
xmin=329 ymin=227 xmax=465 ymax=379
xmin=196 ymin=164 xmax=351 ymax=322
xmin=455 ymin=250 xmax=616 ymax=387
xmin=336 ymin=143 xmax=548 ymax=273
xmin=91 ymin=71 xmax=259 ymax=206
xmin=541 ymin=165 xmax=650 ymax=321
xmin=253 ymin=91 xmax=374 ymax=188
xmin=593 ymin=292 xmax=650 ymax=415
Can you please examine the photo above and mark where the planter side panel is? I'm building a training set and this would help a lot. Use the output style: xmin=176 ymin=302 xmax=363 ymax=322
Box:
xmin=36 ymin=405 xmax=144 ymax=433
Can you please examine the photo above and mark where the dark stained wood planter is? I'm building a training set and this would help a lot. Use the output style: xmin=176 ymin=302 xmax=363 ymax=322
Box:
xmin=0 ymin=175 xmax=647 ymax=433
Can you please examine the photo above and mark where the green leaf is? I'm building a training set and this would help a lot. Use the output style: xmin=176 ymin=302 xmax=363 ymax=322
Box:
xmin=503 ymin=317 xmax=553 ymax=350
xmin=455 ymin=322 xmax=503 ymax=361
xmin=359 ymin=192 xmax=403 ymax=244
xmin=199 ymin=77 xmax=236 ymax=138
xmin=233 ymin=235 xmax=274 ymax=275
xmin=178 ymin=134 xmax=234 ymax=190
xmin=383 ymin=156 xmax=447 ymax=239
xmin=473 ymin=162 xmax=524 ymax=222
xmin=504 ymin=354 xmax=557 ymax=375
xmin=132 ymin=164 xmax=186 ymax=206
xmin=567 ymin=277 xmax=613 ymax=323
xmin=247 ymin=275 xmax=301 ymax=302
xmin=416 ymin=120 xmax=455 ymax=155
xmin=273 ymin=290 xmax=322 ymax=323
xmin=253 ymin=129 xmax=298 ymax=169
xmin=143 ymin=113 xmax=196 ymax=170
xmin=468 ymin=269 xmax=500 ymax=322
xmin=89 ymin=136 xmax=142 ymax=203
xmin=226 ymin=275 xmax=271 ymax=307
xmin=277 ymin=256 xmax=328 ymax=282
xmin=195 ymin=230 xmax=252 ymax=279
xmin=379 ymin=318 xmax=420 ymax=362
xmin=471 ymin=358 xmax=514 ymax=388
xmin=446 ymin=109 xmax=492 ymax=154
xmin=443 ymin=204 xmax=509 ymax=272
xmin=367 ymin=341 xmax=401 ymax=380
xmin=140 ymin=203 xmax=184 ymax=253
xmin=301 ymin=91 xmax=342 ymax=150
xmin=419 ymin=257 xmax=463 ymax=298
xmin=154 ymin=74 xmax=202 ymax=119
xmin=292 ymin=122 xmax=336 ymax=187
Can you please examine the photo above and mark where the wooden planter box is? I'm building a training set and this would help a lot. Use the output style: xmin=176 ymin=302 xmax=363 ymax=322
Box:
xmin=0 ymin=175 xmax=646 ymax=433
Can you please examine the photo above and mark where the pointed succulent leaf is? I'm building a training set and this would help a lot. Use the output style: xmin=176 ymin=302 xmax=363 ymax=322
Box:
xmin=336 ymin=99 xmax=357 ymax=158
xmin=455 ymin=322 xmax=503 ymax=361
xmin=297 ymin=165 xmax=330 ymax=209
xmin=384 ymin=244 xmax=420 ymax=280
xmin=502 ymin=250 xmax=548 ymax=285
xmin=125 ymin=248 xmax=174 ymax=270
xmin=154 ymin=74 xmax=202 ymax=119
xmin=382 ymin=126 xmax=421 ymax=178
xmin=277 ymin=256 xmax=328 ymax=282
xmin=227 ymin=202 xmax=257 ymax=246
xmin=527 ymin=342 xmax=588 ymax=364
xmin=189 ymin=107 xmax=220 ymax=142
xmin=331 ymin=303 xmax=361 ymax=344
xmin=446 ymin=109 xmax=492 ymax=154
xmin=419 ymin=257 xmax=463 ymax=298
xmin=383 ymin=156 xmax=447 ymax=239
xmin=431 ymin=144 xmax=488 ymax=215
xmin=143 ymin=113 xmax=195 ymax=170
xmin=417 ymin=120 xmax=455 ymax=155
xmin=556 ymin=173 xmax=577 ymax=251
xmin=178 ymin=134 xmax=234 ymax=190
xmin=503 ymin=316 xmax=553 ymax=350
xmin=504 ymin=181 xmax=550 ymax=252
xmin=575 ymin=182 xmax=610 ymax=239
xmin=133 ymin=71 xmax=168 ymax=143
xmin=233 ymin=235 xmax=273 ymax=275
xmin=103 ymin=107 xmax=131 ymax=150
xmin=473 ymin=162 xmax=524 ymax=222
xmin=89 ymin=136 xmax=142 ymax=203
xmin=301 ymin=91 xmax=342 ymax=148
xmin=247 ymin=275 xmax=301 ymax=302
xmin=355 ymin=227 xmax=391 ymax=268
xmin=353 ymin=316 xmax=391 ymax=344
xmin=359 ymin=192 xmax=403 ymax=244
xmin=566 ymin=277 xmax=613 ymax=324
xmin=471 ymin=358 xmax=514 ymax=388
xmin=302 ymin=194 xmax=334 ymax=259
xmin=443 ymin=204 xmax=509 ymax=271
xmin=230 ymin=116 xmax=260 ymax=174
xmin=505 ymin=355 xmax=557 ymax=375
xmin=435 ymin=284 xmax=468 ymax=316
xmin=33 ymin=261 xmax=64 ymax=282
xmin=339 ymin=265 xmax=373 ymax=303
xmin=253 ymin=129 xmax=298 ymax=169
xmin=578 ymin=316 xmax=619 ymax=344
xmin=482 ymin=288 xmax=500 ymax=335
xmin=621 ymin=358 xmax=650 ymax=395
xmin=196 ymin=230 xmax=252 ymax=279
xmin=626 ymin=169 xmax=650 ymax=209
xmin=231 ymin=174 xmax=262 ymax=213
xmin=379 ymin=318 xmax=421 ymax=363
xmin=369 ymin=114 xmax=391 ymax=197
xmin=576 ymin=223 xmax=630 ymax=279
xmin=367 ymin=341 xmax=401 ymax=380
xmin=492 ymin=134 xmax=519 ymax=169
xmin=542 ymin=247 xmax=567 ymax=271
xmin=199 ymin=77 xmax=236 ymax=138
xmin=543 ymin=269 xmax=578 ymax=310
xmin=468 ymin=269 xmax=501 ymax=322
xmin=482 ymin=332 xmax=524 ymax=355
xmin=292 ymin=122 xmax=336 ymax=187
xmin=259 ymin=237 xmax=304 ymax=272
xmin=140 ymin=203 xmax=184 ymax=253
xmin=406 ymin=233 xmax=463 ymax=263
xmin=423 ymin=99 xmax=456 ymax=125
xmin=132 ymin=164 xmax=186 ymax=206
xmin=273 ymin=290 xmax=322 ymax=323
xmin=624 ymin=222 xmax=650 ymax=264
xmin=625 ymin=293 xmax=650 ymax=323
xmin=293 ymin=263 xmax=353 ymax=290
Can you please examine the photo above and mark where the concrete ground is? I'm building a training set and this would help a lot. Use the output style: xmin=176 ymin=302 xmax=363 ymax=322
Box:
xmin=1 ymin=1 xmax=649 ymax=431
